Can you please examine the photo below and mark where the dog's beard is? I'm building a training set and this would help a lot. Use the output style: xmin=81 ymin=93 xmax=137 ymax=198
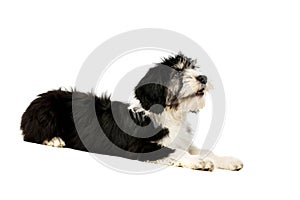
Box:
xmin=167 ymin=75 xmax=207 ymax=113
xmin=176 ymin=95 xmax=206 ymax=113
xmin=165 ymin=89 xmax=207 ymax=114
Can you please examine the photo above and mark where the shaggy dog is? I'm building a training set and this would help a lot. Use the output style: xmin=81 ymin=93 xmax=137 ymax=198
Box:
xmin=21 ymin=53 xmax=243 ymax=171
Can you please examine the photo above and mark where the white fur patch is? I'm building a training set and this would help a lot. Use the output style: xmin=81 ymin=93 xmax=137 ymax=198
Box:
xmin=43 ymin=137 xmax=65 ymax=148
xmin=212 ymin=156 xmax=243 ymax=171
xmin=188 ymin=147 xmax=243 ymax=171
xmin=151 ymin=149 xmax=214 ymax=171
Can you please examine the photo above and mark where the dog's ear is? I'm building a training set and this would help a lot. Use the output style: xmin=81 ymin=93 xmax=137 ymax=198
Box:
xmin=135 ymin=83 xmax=167 ymax=114
xmin=135 ymin=66 xmax=171 ymax=114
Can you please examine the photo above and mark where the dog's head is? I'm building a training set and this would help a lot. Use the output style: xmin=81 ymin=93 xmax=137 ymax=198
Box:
xmin=135 ymin=53 xmax=208 ymax=114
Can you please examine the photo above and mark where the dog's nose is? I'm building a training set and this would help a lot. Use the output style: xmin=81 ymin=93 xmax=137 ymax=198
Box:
xmin=196 ymin=75 xmax=207 ymax=84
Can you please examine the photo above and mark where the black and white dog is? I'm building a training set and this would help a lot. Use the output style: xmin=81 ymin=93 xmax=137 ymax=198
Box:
xmin=21 ymin=53 xmax=243 ymax=171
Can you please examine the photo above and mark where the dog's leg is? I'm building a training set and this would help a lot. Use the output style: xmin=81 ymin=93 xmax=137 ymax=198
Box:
xmin=43 ymin=137 xmax=65 ymax=148
xmin=189 ymin=146 xmax=243 ymax=171
xmin=151 ymin=149 xmax=214 ymax=171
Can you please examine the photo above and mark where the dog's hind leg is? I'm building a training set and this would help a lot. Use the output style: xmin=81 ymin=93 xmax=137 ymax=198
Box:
xmin=43 ymin=137 xmax=65 ymax=148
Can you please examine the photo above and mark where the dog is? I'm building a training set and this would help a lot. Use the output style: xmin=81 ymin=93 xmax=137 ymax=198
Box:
xmin=21 ymin=53 xmax=243 ymax=171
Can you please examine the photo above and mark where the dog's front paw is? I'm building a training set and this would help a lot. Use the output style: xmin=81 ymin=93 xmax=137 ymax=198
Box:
xmin=129 ymin=108 xmax=151 ymax=126
xmin=215 ymin=156 xmax=243 ymax=171
xmin=174 ymin=155 xmax=214 ymax=171
xmin=198 ymin=160 xmax=215 ymax=171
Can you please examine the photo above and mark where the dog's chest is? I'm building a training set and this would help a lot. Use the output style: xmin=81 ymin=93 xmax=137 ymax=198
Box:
xmin=150 ymin=111 xmax=194 ymax=150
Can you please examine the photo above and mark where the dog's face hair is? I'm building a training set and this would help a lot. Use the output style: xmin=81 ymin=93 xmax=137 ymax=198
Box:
xmin=135 ymin=53 xmax=208 ymax=114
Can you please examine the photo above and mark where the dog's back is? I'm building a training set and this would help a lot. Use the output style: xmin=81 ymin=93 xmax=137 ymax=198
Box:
xmin=21 ymin=89 xmax=174 ymax=161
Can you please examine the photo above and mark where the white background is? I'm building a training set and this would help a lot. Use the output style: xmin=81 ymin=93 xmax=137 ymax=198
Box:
xmin=1 ymin=0 xmax=299 ymax=199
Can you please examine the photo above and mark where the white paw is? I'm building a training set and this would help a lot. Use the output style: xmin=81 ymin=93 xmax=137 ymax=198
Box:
xmin=215 ymin=156 xmax=243 ymax=171
xmin=173 ymin=155 xmax=214 ymax=171
xmin=199 ymin=160 xmax=215 ymax=171
xmin=43 ymin=137 xmax=65 ymax=148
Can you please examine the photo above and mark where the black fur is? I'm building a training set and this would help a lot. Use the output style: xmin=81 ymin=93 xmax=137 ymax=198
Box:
xmin=134 ymin=65 xmax=171 ymax=114
xmin=161 ymin=52 xmax=197 ymax=70
xmin=21 ymin=89 xmax=174 ymax=161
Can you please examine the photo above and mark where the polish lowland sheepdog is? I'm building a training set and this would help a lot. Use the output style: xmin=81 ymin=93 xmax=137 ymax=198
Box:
xmin=21 ymin=53 xmax=243 ymax=171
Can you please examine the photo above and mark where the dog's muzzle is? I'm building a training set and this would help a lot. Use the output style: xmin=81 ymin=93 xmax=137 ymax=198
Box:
xmin=196 ymin=86 xmax=206 ymax=96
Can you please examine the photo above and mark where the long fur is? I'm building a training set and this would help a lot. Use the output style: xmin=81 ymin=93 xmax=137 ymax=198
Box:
xmin=21 ymin=89 xmax=174 ymax=161
xmin=21 ymin=53 xmax=243 ymax=171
